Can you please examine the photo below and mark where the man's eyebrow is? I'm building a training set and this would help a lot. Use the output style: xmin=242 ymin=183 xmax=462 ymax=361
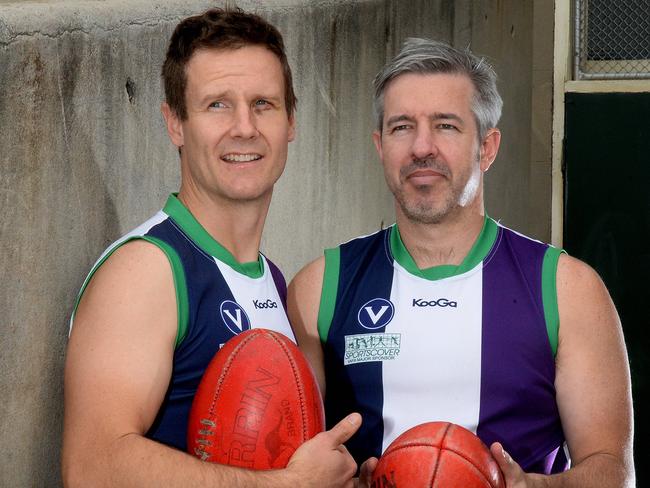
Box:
xmin=385 ymin=114 xmax=415 ymax=127
xmin=197 ymin=90 xmax=230 ymax=106
xmin=196 ymin=91 xmax=284 ymax=106
xmin=385 ymin=113 xmax=466 ymax=127
xmin=431 ymin=112 xmax=464 ymax=123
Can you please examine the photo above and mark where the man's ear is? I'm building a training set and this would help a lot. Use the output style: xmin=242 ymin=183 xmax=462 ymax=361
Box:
xmin=161 ymin=102 xmax=184 ymax=148
xmin=372 ymin=130 xmax=383 ymax=160
xmin=479 ymin=128 xmax=501 ymax=173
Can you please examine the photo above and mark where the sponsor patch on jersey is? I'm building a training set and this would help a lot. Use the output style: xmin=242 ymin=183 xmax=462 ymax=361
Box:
xmin=344 ymin=333 xmax=401 ymax=365
xmin=357 ymin=298 xmax=395 ymax=330
xmin=220 ymin=300 xmax=252 ymax=335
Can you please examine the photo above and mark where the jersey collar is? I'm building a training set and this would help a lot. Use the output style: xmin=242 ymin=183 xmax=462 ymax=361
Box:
xmin=163 ymin=194 xmax=264 ymax=278
xmin=390 ymin=215 xmax=498 ymax=280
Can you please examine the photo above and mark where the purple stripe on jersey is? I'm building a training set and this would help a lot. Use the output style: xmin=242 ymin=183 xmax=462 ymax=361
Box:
xmin=477 ymin=227 xmax=567 ymax=474
xmin=551 ymin=445 xmax=570 ymax=472
xmin=266 ymin=257 xmax=287 ymax=312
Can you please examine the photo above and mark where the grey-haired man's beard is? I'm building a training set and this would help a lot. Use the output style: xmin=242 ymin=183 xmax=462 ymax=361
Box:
xmin=391 ymin=155 xmax=481 ymax=224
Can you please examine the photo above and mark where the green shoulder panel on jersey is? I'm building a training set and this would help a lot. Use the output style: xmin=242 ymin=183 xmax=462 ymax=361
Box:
xmin=542 ymin=245 xmax=565 ymax=357
xmin=142 ymin=236 xmax=189 ymax=347
xmin=71 ymin=236 xmax=189 ymax=349
xmin=317 ymin=247 xmax=341 ymax=343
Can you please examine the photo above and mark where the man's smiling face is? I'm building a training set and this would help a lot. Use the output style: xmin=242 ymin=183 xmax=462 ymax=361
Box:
xmin=166 ymin=45 xmax=295 ymax=205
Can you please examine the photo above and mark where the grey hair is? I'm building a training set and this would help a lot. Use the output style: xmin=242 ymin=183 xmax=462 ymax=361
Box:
xmin=373 ymin=38 xmax=503 ymax=140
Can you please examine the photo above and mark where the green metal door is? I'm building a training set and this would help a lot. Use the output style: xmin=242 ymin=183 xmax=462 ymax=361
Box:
xmin=564 ymin=91 xmax=649 ymax=483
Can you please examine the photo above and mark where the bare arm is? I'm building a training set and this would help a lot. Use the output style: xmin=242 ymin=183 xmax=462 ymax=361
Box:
xmin=492 ymin=254 xmax=635 ymax=487
xmin=62 ymin=242 xmax=358 ymax=488
xmin=287 ymin=256 xmax=327 ymax=396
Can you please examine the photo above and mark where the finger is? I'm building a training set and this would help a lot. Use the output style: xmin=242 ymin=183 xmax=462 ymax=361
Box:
xmin=490 ymin=442 xmax=508 ymax=470
xmin=490 ymin=442 xmax=521 ymax=481
xmin=360 ymin=457 xmax=378 ymax=476
xmin=326 ymin=413 xmax=362 ymax=446
xmin=359 ymin=457 xmax=379 ymax=487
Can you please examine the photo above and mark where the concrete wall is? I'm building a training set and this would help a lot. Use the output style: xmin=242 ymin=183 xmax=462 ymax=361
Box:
xmin=0 ymin=1 xmax=550 ymax=486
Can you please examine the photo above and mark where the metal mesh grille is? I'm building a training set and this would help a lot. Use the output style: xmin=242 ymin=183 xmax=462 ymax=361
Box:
xmin=575 ymin=0 xmax=650 ymax=79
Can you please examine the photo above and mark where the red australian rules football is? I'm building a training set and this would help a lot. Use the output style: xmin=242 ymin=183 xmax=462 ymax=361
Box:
xmin=371 ymin=421 xmax=505 ymax=488
xmin=187 ymin=328 xmax=325 ymax=470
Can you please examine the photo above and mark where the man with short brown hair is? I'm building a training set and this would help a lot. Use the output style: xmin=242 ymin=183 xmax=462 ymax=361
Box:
xmin=63 ymin=9 xmax=360 ymax=487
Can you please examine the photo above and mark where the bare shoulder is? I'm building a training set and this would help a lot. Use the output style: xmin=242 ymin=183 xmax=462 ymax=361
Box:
xmin=288 ymin=255 xmax=325 ymax=332
xmin=68 ymin=238 xmax=178 ymax=382
xmin=557 ymin=253 xmax=608 ymax=296
xmin=289 ymin=256 xmax=325 ymax=296
xmin=64 ymin=238 xmax=178 ymax=452
xmin=556 ymin=253 xmax=619 ymax=336
xmin=72 ymin=239 xmax=176 ymax=335
xmin=555 ymin=252 xmax=626 ymax=359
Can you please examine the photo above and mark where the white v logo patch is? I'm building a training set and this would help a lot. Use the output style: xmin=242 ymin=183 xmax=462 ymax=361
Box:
xmin=365 ymin=305 xmax=389 ymax=325
xmin=223 ymin=308 xmax=243 ymax=331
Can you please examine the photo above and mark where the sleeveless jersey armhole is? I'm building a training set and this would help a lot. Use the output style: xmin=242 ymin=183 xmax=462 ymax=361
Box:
xmin=70 ymin=236 xmax=189 ymax=349
xmin=541 ymin=246 xmax=565 ymax=357
xmin=141 ymin=236 xmax=189 ymax=348
xmin=317 ymin=247 xmax=341 ymax=343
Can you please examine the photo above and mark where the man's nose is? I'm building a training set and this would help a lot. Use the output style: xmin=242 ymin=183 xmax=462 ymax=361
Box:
xmin=411 ymin=126 xmax=438 ymax=160
xmin=230 ymin=106 xmax=259 ymax=139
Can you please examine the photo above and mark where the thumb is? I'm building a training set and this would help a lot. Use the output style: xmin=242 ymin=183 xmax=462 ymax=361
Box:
xmin=490 ymin=442 xmax=523 ymax=485
xmin=326 ymin=413 xmax=362 ymax=446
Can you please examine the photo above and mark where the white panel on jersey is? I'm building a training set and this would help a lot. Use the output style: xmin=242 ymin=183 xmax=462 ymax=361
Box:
xmin=90 ymin=211 xmax=169 ymax=275
xmin=381 ymin=260 xmax=483 ymax=451
xmin=70 ymin=210 xmax=169 ymax=331
xmin=213 ymin=256 xmax=295 ymax=342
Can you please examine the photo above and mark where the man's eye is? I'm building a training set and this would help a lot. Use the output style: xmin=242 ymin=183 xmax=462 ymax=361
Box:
xmin=438 ymin=123 xmax=457 ymax=130
xmin=209 ymin=101 xmax=226 ymax=109
xmin=254 ymin=99 xmax=275 ymax=111
xmin=391 ymin=125 xmax=410 ymax=132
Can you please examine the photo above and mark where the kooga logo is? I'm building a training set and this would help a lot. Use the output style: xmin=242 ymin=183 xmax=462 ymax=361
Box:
xmin=253 ymin=299 xmax=278 ymax=309
xmin=412 ymin=298 xmax=457 ymax=308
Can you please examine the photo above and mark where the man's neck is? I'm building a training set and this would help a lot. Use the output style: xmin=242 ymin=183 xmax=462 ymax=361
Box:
xmin=396 ymin=204 xmax=485 ymax=270
xmin=178 ymin=188 xmax=271 ymax=264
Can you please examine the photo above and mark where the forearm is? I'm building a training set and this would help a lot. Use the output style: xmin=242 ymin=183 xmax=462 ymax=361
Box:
xmin=526 ymin=452 xmax=634 ymax=488
xmin=63 ymin=433 xmax=293 ymax=488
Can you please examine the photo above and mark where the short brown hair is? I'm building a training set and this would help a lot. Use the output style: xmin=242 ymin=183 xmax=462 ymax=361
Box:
xmin=162 ymin=8 xmax=297 ymax=120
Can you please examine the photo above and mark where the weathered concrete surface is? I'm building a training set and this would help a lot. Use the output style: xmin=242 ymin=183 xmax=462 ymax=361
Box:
xmin=452 ymin=0 xmax=537 ymax=235
xmin=0 ymin=1 xmax=548 ymax=486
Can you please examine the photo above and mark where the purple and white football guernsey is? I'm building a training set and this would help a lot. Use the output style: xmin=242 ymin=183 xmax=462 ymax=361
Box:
xmin=318 ymin=216 xmax=569 ymax=474
xmin=71 ymin=194 xmax=293 ymax=451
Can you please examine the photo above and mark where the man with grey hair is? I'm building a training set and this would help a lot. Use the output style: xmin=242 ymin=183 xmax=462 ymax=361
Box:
xmin=288 ymin=38 xmax=634 ymax=486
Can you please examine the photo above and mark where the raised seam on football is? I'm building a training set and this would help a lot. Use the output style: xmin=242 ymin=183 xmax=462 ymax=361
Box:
xmin=377 ymin=445 xmax=441 ymax=488
xmin=266 ymin=330 xmax=310 ymax=440
xmin=439 ymin=448 xmax=494 ymax=486
xmin=378 ymin=443 xmax=493 ymax=487
xmin=207 ymin=331 xmax=261 ymax=416
xmin=430 ymin=423 xmax=452 ymax=485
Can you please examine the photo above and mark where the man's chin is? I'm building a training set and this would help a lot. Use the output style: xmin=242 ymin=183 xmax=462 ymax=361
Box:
xmin=398 ymin=198 xmax=458 ymax=224
xmin=222 ymin=186 xmax=274 ymax=204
